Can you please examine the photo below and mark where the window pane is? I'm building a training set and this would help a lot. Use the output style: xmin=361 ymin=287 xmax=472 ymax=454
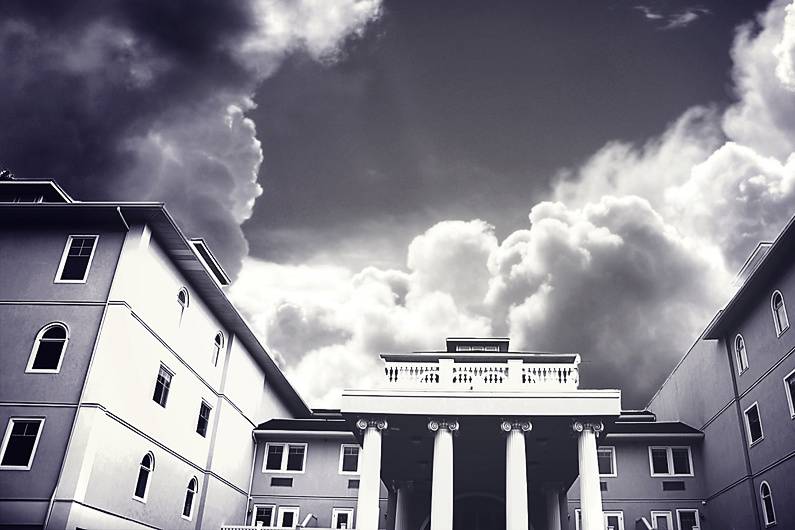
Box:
xmin=763 ymin=496 xmax=775 ymax=523
xmin=342 ymin=446 xmax=359 ymax=472
xmin=747 ymin=406 xmax=762 ymax=441
xmin=1 ymin=420 xmax=41 ymax=467
xmin=254 ymin=506 xmax=273 ymax=525
xmin=788 ymin=376 xmax=795 ymax=410
xmin=281 ymin=511 xmax=295 ymax=527
xmin=606 ymin=515 xmax=620 ymax=530
xmin=183 ymin=489 xmax=194 ymax=517
xmin=266 ymin=445 xmax=284 ymax=470
xmin=134 ymin=468 xmax=149 ymax=498
xmin=286 ymin=445 xmax=305 ymax=471
xmin=671 ymin=448 xmax=691 ymax=475
xmin=197 ymin=403 xmax=211 ymax=437
xmin=336 ymin=512 xmax=350 ymax=528
xmin=678 ymin=511 xmax=697 ymax=530
xmin=651 ymin=448 xmax=669 ymax=474
xmin=32 ymin=339 xmax=65 ymax=370
xmin=653 ymin=515 xmax=670 ymax=530
xmin=597 ymin=448 xmax=613 ymax=475
xmin=59 ymin=237 xmax=96 ymax=281
xmin=153 ymin=367 xmax=172 ymax=407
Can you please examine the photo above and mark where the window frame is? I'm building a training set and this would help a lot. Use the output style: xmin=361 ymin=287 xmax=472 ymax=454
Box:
xmin=0 ymin=417 xmax=45 ymax=470
xmin=54 ymin=235 xmax=99 ymax=284
xmin=734 ymin=334 xmax=749 ymax=374
xmin=574 ymin=509 xmax=624 ymax=530
xmin=181 ymin=476 xmax=198 ymax=520
xmin=331 ymin=507 xmax=355 ymax=529
xmin=648 ymin=446 xmax=694 ymax=477
xmin=262 ymin=442 xmax=308 ymax=474
xmin=25 ymin=322 xmax=69 ymax=374
xmin=250 ymin=504 xmax=276 ymax=526
xmin=338 ymin=444 xmax=361 ymax=475
xmin=744 ymin=401 xmax=765 ymax=446
xmin=675 ymin=509 xmax=701 ymax=530
xmin=132 ymin=452 xmax=155 ymax=503
xmin=650 ymin=511 xmax=673 ymax=530
xmin=771 ymin=290 xmax=789 ymax=337
xmin=277 ymin=506 xmax=300 ymax=528
xmin=152 ymin=363 xmax=174 ymax=408
xmin=597 ymin=445 xmax=617 ymax=477
xmin=212 ymin=331 xmax=225 ymax=366
xmin=196 ymin=400 xmax=212 ymax=438
xmin=783 ymin=367 xmax=795 ymax=420
xmin=760 ymin=481 xmax=776 ymax=527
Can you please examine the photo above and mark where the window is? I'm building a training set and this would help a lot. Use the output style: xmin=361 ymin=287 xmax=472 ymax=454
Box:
xmin=735 ymin=334 xmax=749 ymax=373
xmin=177 ymin=287 xmax=189 ymax=323
xmin=263 ymin=443 xmax=307 ymax=473
xmin=212 ymin=332 xmax=224 ymax=366
xmin=675 ymin=509 xmax=700 ymax=530
xmin=133 ymin=452 xmax=154 ymax=501
xmin=26 ymin=323 xmax=68 ymax=373
xmin=784 ymin=368 xmax=795 ymax=419
xmin=597 ymin=446 xmax=616 ymax=477
xmin=574 ymin=510 xmax=624 ymax=530
xmin=744 ymin=402 xmax=764 ymax=445
xmin=648 ymin=447 xmax=692 ymax=477
xmin=332 ymin=508 xmax=354 ymax=529
xmin=251 ymin=504 xmax=275 ymax=526
xmin=152 ymin=364 xmax=173 ymax=408
xmin=339 ymin=444 xmax=360 ymax=474
xmin=182 ymin=477 xmax=198 ymax=519
xmin=196 ymin=401 xmax=212 ymax=437
xmin=0 ymin=418 xmax=44 ymax=470
xmin=760 ymin=481 xmax=776 ymax=526
xmin=55 ymin=235 xmax=98 ymax=282
xmin=650 ymin=511 xmax=673 ymax=530
xmin=277 ymin=506 xmax=300 ymax=528
xmin=771 ymin=291 xmax=789 ymax=336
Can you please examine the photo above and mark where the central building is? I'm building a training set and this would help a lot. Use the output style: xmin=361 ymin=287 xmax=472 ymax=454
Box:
xmin=338 ymin=337 xmax=621 ymax=530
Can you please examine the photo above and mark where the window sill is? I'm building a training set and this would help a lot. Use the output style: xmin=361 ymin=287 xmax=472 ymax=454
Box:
xmin=650 ymin=474 xmax=694 ymax=478
xmin=0 ymin=465 xmax=32 ymax=471
xmin=53 ymin=279 xmax=89 ymax=284
xmin=776 ymin=325 xmax=789 ymax=338
xmin=339 ymin=471 xmax=360 ymax=476
xmin=749 ymin=437 xmax=765 ymax=448
xmin=261 ymin=470 xmax=305 ymax=474
xmin=132 ymin=496 xmax=147 ymax=504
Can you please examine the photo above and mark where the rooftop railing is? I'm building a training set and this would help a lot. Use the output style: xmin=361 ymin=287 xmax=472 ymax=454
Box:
xmin=381 ymin=354 xmax=579 ymax=391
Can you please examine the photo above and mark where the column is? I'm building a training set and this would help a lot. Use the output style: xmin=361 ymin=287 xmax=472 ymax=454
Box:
xmin=428 ymin=418 xmax=458 ymax=530
xmin=501 ymin=419 xmax=532 ymax=530
xmin=573 ymin=420 xmax=604 ymax=530
xmin=545 ymin=488 xmax=561 ymax=530
xmin=394 ymin=481 xmax=412 ymax=530
xmin=356 ymin=418 xmax=388 ymax=530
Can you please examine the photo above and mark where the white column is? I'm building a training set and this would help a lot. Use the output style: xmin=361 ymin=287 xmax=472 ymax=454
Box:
xmin=545 ymin=488 xmax=561 ymax=530
xmin=428 ymin=418 xmax=458 ymax=530
xmin=573 ymin=420 xmax=604 ymax=530
xmin=356 ymin=418 xmax=388 ymax=530
xmin=501 ymin=419 xmax=532 ymax=530
xmin=394 ymin=482 xmax=411 ymax=530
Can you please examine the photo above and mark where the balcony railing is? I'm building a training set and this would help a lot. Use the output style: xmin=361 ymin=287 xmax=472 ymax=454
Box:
xmin=382 ymin=355 xmax=579 ymax=391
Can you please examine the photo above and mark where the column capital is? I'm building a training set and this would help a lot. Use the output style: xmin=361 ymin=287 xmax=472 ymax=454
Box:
xmin=500 ymin=418 xmax=532 ymax=433
xmin=356 ymin=417 xmax=388 ymax=431
xmin=427 ymin=418 xmax=459 ymax=432
xmin=572 ymin=420 xmax=604 ymax=435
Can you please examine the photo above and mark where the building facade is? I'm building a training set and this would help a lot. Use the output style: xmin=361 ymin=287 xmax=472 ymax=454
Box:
xmin=0 ymin=177 xmax=793 ymax=530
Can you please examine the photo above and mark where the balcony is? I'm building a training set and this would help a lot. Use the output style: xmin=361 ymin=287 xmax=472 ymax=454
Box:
xmin=380 ymin=352 xmax=580 ymax=392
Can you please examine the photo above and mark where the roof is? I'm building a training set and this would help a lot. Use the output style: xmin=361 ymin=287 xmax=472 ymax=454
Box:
xmin=0 ymin=179 xmax=74 ymax=203
xmin=0 ymin=201 xmax=311 ymax=418
xmin=255 ymin=417 xmax=352 ymax=434
xmin=605 ymin=420 xmax=703 ymax=440
xmin=704 ymin=213 xmax=795 ymax=339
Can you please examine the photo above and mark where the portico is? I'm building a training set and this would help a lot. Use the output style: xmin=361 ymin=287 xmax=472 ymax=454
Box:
xmin=342 ymin=338 xmax=620 ymax=530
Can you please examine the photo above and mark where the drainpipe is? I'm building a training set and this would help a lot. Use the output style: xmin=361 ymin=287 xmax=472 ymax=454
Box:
xmin=245 ymin=430 xmax=257 ymax=525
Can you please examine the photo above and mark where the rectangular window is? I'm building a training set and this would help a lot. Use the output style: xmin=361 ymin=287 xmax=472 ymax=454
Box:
xmin=784 ymin=368 xmax=795 ymax=419
xmin=278 ymin=506 xmax=300 ymax=528
xmin=332 ymin=508 xmax=354 ymax=529
xmin=0 ymin=418 xmax=44 ymax=470
xmin=649 ymin=447 xmax=692 ymax=477
xmin=263 ymin=443 xmax=307 ymax=473
xmin=339 ymin=444 xmax=360 ymax=474
xmin=676 ymin=509 xmax=700 ymax=530
xmin=744 ymin=402 xmax=764 ymax=445
xmin=574 ymin=510 xmax=624 ymax=530
xmin=152 ymin=364 xmax=173 ymax=408
xmin=597 ymin=446 xmax=616 ymax=476
xmin=55 ymin=235 xmax=98 ymax=283
xmin=196 ymin=401 xmax=212 ymax=437
xmin=650 ymin=511 xmax=673 ymax=530
xmin=251 ymin=504 xmax=275 ymax=526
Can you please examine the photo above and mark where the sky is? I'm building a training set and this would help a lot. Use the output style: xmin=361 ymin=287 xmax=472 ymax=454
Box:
xmin=2 ymin=0 xmax=795 ymax=407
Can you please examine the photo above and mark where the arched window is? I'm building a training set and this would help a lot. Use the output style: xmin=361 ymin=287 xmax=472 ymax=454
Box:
xmin=134 ymin=452 xmax=154 ymax=501
xmin=177 ymin=287 xmax=190 ymax=324
xmin=760 ymin=481 xmax=776 ymax=526
xmin=735 ymin=334 xmax=749 ymax=373
xmin=26 ymin=323 xmax=68 ymax=372
xmin=771 ymin=291 xmax=789 ymax=336
xmin=212 ymin=332 xmax=224 ymax=366
xmin=182 ymin=477 xmax=198 ymax=519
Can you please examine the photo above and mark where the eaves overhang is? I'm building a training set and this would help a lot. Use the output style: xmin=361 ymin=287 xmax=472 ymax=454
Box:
xmin=704 ymin=212 xmax=795 ymax=340
xmin=1 ymin=202 xmax=311 ymax=417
